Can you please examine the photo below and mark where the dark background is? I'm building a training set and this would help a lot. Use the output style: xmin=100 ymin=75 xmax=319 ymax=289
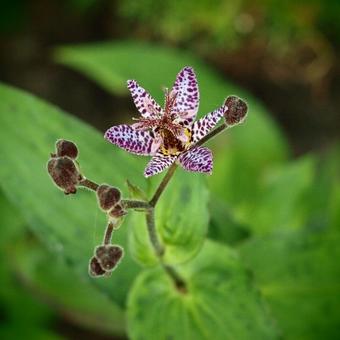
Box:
xmin=1 ymin=0 xmax=339 ymax=156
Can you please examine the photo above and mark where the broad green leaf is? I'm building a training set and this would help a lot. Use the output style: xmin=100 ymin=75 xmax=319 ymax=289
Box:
xmin=0 ymin=192 xmax=126 ymax=335
xmin=127 ymin=163 xmax=209 ymax=268
xmin=246 ymin=156 xmax=316 ymax=235
xmin=300 ymin=146 xmax=340 ymax=231
xmin=208 ymin=197 xmax=250 ymax=245
xmin=0 ymin=193 xmax=60 ymax=339
xmin=54 ymin=41 xmax=289 ymax=233
xmin=10 ymin=236 xmax=126 ymax=335
xmin=240 ymin=226 xmax=340 ymax=340
xmin=0 ymin=83 xmax=142 ymax=308
xmin=127 ymin=240 xmax=278 ymax=340
xmin=0 ymin=192 xmax=24 ymax=246
xmin=129 ymin=171 xmax=209 ymax=266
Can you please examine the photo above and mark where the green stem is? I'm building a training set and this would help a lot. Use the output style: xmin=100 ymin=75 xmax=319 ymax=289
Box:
xmin=79 ymin=178 xmax=99 ymax=191
xmin=194 ymin=122 xmax=227 ymax=147
xmin=121 ymin=199 xmax=151 ymax=210
xmin=145 ymin=208 xmax=164 ymax=257
xmin=149 ymin=163 xmax=178 ymax=207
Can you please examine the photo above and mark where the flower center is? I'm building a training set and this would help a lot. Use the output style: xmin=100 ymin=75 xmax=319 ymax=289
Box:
xmin=159 ymin=128 xmax=191 ymax=156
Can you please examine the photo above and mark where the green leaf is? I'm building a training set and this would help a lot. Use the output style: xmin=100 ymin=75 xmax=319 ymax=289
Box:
xmin=10 ymin=236 xmax=126 ymax=335
xmin=0 ymin=191 xmax=126 ymax=335
xmin=127 ymin=240 xmax=278 ymax=340
xmin=208 ymin=197 xmax=250 ymax=245
xmin=0 ymin=83 xmax=142 ymax=309
xmin=247 ymin=156 xmax=316 ymax=235
xmin=129 ymin=171 xmax=209 ymax=266
xmin=240 ymin=226 xmax=340 ymax=340
xmin=54 ymin=40 xmax=289 ymax=234
xmin=0 ymin=193 xmax=60 ymax=339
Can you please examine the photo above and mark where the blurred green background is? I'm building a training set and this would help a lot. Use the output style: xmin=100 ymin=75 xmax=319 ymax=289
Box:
xmin=0 ymin=0 xmax=339 ymax=339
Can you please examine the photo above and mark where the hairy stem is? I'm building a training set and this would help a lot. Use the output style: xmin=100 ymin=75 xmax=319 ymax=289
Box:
xmin=145 ymin=209 xmax=164 ymax=257
xmin=103 ymin=221 xmax=114 ymax=245
xmin=79 ymin=178 xmax=99 ymax=191
xmin=121 ymin=199 xmax=151 ymax=210
xmin=149 ymin=163 xmax=178 ymax=207
xmin=162 ymin=264 xmax=187 ymax=293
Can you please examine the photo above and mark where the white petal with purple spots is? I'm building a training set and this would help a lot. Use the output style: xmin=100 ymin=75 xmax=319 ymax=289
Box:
xmin=191 ymin=104 xmax=226 ymax=143
xmin=105 ymin=125 xmax=154 ymax=155
xmin=171 ymin=66 xmax=199 ymax=124
xmin=127 ymin=80 xmax=163 ymax=118
xmin=178 ymin=147 xmax=213 ymax=174
xmin=144 ymin=154 xmax=176 ymax=177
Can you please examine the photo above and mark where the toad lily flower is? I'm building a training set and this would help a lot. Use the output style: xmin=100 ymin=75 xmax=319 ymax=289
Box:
xmin=104 ymin=66 xmax=227 ymax=177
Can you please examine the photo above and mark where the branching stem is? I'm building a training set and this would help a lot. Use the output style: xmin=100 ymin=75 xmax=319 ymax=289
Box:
xmin=121 ymin=199 xmax=151 ymax=210
xmin=71 ymin=122 xmax=228 ymax=291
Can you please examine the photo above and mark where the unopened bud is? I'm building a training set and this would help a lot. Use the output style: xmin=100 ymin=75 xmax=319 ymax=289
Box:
xmin=109 ymin=203 xmax=127 ymax=219
xmin=47 ymin=156 xmax=80 ymax=194
xmin=224 ymin=96 xmax=248 ymax=126
xmin=95 ymin=245 xmax=124 ymax=271
xmin=56 ymin=139 xmax=78 ymax=159
xmin=89 ymin=256 xmax=106 ymax=277
xmin=96 ymin=184 xmax=121 ymax=211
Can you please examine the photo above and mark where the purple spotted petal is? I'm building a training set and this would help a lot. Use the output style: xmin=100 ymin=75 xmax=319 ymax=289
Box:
xmin=178 ymin=147 xmax=213 ymax=174
xmin=191 ymin=104 xmax=226 ymax=143
xmin=127 ymin=80 xmax=163 ymax=118
xmin=105 ymin=125 xmax=154 ymax=155
xmin=144 ymin=154 xmax=176 ymax=178
xmin=171 ymin=66 xmax=199 ymax=124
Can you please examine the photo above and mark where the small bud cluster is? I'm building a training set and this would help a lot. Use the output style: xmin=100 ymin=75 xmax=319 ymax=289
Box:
xmin=96 ymin=184 xmax=127 ymax=219
xmin=224 ymin=96 xmax=248 ymax=126
xmin=47 ymin=139 xmax=81 ymax=195
xmin=89 ymin=244 xmax=124 ymax=277
xmin=90 ymin=186 xmax=126 ymax=277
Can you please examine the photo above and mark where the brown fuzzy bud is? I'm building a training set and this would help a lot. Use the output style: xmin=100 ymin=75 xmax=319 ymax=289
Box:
xmin=56 ymin=139 xmax=78 ymax=159
xmin=95 ymin=245 xmax=124 ymax=271
xmin=96 ymin=184 xmax=121 ymax=211
xmin=224 ymin=96 xmax=248 ymax=126
xmin=89 ymin=256 xmax=106 ymax=277
xmin=109 ymin=203 xmax=127 ymax=219
xmin=47 ymin=156 xmax=80 ymax=194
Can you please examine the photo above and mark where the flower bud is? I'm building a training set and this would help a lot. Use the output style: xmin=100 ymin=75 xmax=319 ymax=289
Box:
xmin=224 ymin=96 xmax=248 ymax=126
xmin=109 ymin=203 xmax=127 ymax=219
xmin=95 ymin=245 xmax=124 ymax=271
xmin=96 ymin=184 xmax=121 ymax=211
xmin=89 ymin=256 xmax=106 ymax=277
xmin=47 ymin=156 xmax=80 ymax=194
xmin=56 ymin=139 xmax=78 ymax=159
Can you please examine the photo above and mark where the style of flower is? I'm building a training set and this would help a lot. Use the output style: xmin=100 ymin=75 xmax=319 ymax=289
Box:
xmin=104 ymin=66 xmax=227 ymax=177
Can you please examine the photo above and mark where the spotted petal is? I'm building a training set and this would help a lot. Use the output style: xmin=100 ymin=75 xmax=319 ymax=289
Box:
xmin=191 ymin=104 xmax=226 ymax=143
xmin=144 ymin=154 xmax=176 ymax=178
xmin=171 ymin=66 xmax=199 ymax=125
xmin=178 ymin=147 xmax=213 ymax=174
xmin=105 ymin=125 xmax=154 ymax=155
xmin=127 ymin=80 xmax=163 ymax=118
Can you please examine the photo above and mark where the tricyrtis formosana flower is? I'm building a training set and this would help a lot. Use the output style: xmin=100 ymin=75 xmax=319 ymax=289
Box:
xmin=105 ymin=66 xmax=228 ymax=177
